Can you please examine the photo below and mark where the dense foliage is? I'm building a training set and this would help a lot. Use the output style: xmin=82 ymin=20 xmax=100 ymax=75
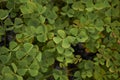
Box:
xmin=0 ymin=0 xmax=120 ymax=80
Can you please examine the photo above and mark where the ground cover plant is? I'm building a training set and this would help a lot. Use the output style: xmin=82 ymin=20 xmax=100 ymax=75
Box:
xmin=0 ymin=0 xmax=120 ymax=80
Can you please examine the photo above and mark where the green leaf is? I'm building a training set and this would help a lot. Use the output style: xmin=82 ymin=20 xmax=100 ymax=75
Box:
xmin=57 ymin=45 xmax=64 ymax=54
xmin=29 ymin=69 xmax=38 ymax=77
xmin=86 ymin=71 xmax=93 ymax=77
xmin=95 ymin=19 xmax=104 ymax=31
xmin=74 ymin=71 xmax=80 ymax=77
xmin=36 ymin=26 xmax=45 ymax=34
xmin=109 ymin=66 xmax=115 ymax=73
xmin=4 ymin=18 xmax=13 ymax=26
xmin=62 ymin=38 xmax=70 ymax=48
xmin=66 ymin=36 xmax=75 ymax=43
xmin=106 ymin=59 xmax=112 ymax=67
xmin=67 ymin=9 xmax=74 ymax=17
xmin=17 ymin=69 xmax=27 ymax=76
xmin=77 ymin=30 xmax=88 ymax=42
xmin=45 ymin=9 xmax=57 ymax=20
xmin=9 ymin=41 xmax=18 ymax=50
xmin=23 ymin=43 xmax=33 ymax=53
xmin=15 ymin=18 xmax=23 ymax=25
xmin=18 ymin=59 xmax=28 ymax=67
xmin=19 ymin=0 xmax=29 ymax=3
xmin=39 ymin=15 xmax=45 ymax=24
xmin=80 ymin=16 xmax=87 ymax=24
xmin=57 ymin=30 xmax=66 ymax=38
xmin=16 ymin=50 xmax=25 ymax=59
xmin=0 ymin=55 xmax=8 ymax=64
xmin=20 ymin=2 xmax=36 ymax=14
xmin=36 ymin=52 xmax=42 ymax=62
xmin=83 ymin=0 xmax=94 ymax=12
xmin=81 ymin=71 xmax=87 ymax=79
xmin=84 ymin=61 xmax=94 ymax=70
xmin=20 ymin=5 xmax=32 ymax=14
xmin=64 ymin=49 xmax=73 ymax=57
xmin=94 ymin=0 xmax=110 ymax=10
xmin=3 ymin=73 xmax=14 ymax=80
xmin=37 ymin=34 xmax=47 ymax=42
xmin=30 ymin=59 xmax=39 ymax=70
xmin=53 ymin=37 xmax=62 ymax=44
xmin=2 ymin=66 xmax=13 ymax=74
xmin=70 ymin=28 xmax=78 ymax=36
xmin=0 ymin=46 xmax=9 ymax=54
xmin=0 ymin=53 xmax=11 ymax=64
xmin=65 ymin=57 xmax=73 ymax=64
xmin=16 ymin=75 xmax=23 ymax=80
xmin=11 ymin=63 xmax=17 ymax=73
xmin=0 ymin=9 xmax=9 ymax=20
xmin=57 ymin=56 xmax=64 ymax=62
xmin=37 ymin=4 xmax=46 ymax=14
xmin=72 ymin=1 xmax=84 ymax=11
xmin=65 ymin=0 xmax=74 ymax=4
xmin=48 ymin=32 xmax=54 ymax=39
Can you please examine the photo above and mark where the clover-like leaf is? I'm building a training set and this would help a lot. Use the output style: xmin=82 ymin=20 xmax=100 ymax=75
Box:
xmin=62 ymin=38 xmax=70 ymax=48
xmin=37 ymin=4 xmax=46 ymax=14
xmin=2 ymin=66 xmax=13 ymax=74
xmin=37 ymin=34 xmax=47 ymax=42
xmin=70 ymin=28 xmax=78 ymax=36
xmin=17 ymin=69 xmax=27 ymax=76
xmin=95 ymin=19 xmax=104 ymax=31
xmin=57 ymin=45 xmax=64 ymax=54
xmin=57 ymin=30 xmax=66 ymax=38
xmin=53 ymin=37 xmax=62 ymax=44
xmin=4 ymin=18 xmax=13 ymax=26
xmin=14 ymin=18 xmax=23 ymax=25
xmin=20 ymin=5 xmax=32 ymax=14
xmin=0 ymin=9 xmax=9 ymax=20
xmin=64 ymin=49 xmax=73 ymax=57
xmin=11 ymin=63 xmax=17 ymax=73
xmin=29 ymin=69 xmax=38 ymax=77
xmin=16 ymin=50 xmax=25 ymax=60
xmin=20 ymin=2 xmax=37 ymax=14
xmin=9 ymin=41 xmax=18 ymax=50
xmin=36 ymin=26 xmax=44 ymax=34
xmin=39 ymin=15 xmax=46 ymax=24
xmin=0 ymin=54 xmax=11 ymax=64
xmin=23 ymin=43 xmax=33 ymax=53
xmin=30 ymin=59 xmax=39 ymax=70
xmin=72 ymin=1 xmax=84 ymax=11
xmin=36 ymin=52 xmax=42 ymax=62
xmin=16 ymin=75 xmax=23 ymax=80
xmin=57 ymin=56 xmax=64 ymax=62
xmin=86 ymin=71 xmax=93 ymax=77
xmin=94 ymin=0 xmax=110 ymax=10
xmin=77 ymin=30 xmax=88 ymax=42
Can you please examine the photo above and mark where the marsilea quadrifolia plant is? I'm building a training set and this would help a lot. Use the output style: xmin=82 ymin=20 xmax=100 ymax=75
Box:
xmin=0 ymin=0 xmax=120 ymax=80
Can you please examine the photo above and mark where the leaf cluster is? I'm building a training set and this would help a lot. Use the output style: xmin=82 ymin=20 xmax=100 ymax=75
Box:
xmin=0 ymin=0 xmax=120 ymax=80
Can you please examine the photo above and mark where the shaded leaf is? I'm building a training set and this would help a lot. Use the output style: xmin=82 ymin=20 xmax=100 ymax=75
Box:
xmin=29 ymin=69 xmax=38 ymax=77
xmin=0 ymin=9 xmax=9 ymax=20
xmin=77 ymin=30 xmax=88 ymax=42
xmin=17 ymin=69 xmax=27 ymax=76
xmin=23 ymin=43 xmax=33 ymax=53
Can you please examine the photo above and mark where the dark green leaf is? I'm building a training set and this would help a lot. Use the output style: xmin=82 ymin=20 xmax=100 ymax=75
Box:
xmin=0 ymin=9 xmax=9 ymax=20
xmin=29 ymin=69 xmax=38 ymax=77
